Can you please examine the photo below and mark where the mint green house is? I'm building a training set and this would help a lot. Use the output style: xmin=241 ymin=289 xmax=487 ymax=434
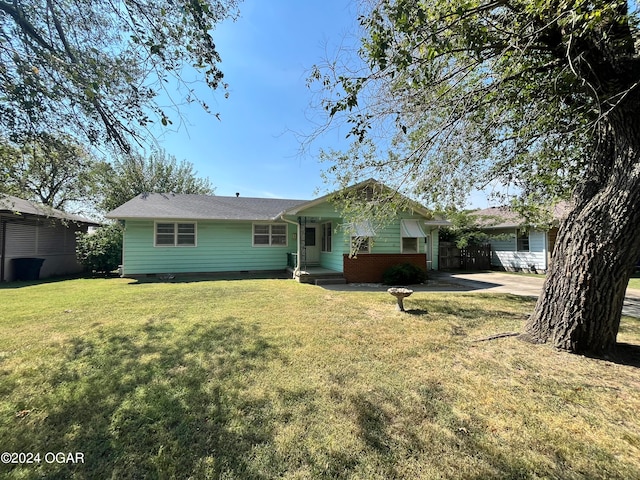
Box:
xmin=106 ymin=180 xmax=448 ymax=283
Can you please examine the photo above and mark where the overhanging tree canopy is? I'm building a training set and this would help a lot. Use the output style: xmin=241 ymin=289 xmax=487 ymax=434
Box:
xmin=313 ymin=0 xmax=640 ymax=355
xmin=0 ymin=0 xmax=239 ymax=151
xmin=0 ymin=133 xmax=97 ymax=211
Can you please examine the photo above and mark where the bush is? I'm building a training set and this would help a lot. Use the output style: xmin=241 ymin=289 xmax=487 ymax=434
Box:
xmin=76 ymin=223 xmax=123 ymax=273
xmin=382 ymin=263 xmax=427 ymax=285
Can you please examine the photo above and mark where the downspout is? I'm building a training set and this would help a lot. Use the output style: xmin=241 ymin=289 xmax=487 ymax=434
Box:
xmin=279 ymin=215 xmax=301 ymax=278
xmin=119 ymin=220 xmax=126 ymax=277
xmin=0 ymin=216 xmax=6 ymax=282
xmin=427 ymin=227 xmax=434 ymax=270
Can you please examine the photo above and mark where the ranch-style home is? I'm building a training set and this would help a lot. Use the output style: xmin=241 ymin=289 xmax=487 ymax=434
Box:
xmin=1 ymin=195 xmax=99 ymax=281
xmin=106 ymin=179 xmax=449 ymax=284
xmin=471 ymin=202 xmax=570 ymax=273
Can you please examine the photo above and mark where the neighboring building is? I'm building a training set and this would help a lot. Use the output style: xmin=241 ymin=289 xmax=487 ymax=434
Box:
xmin=106 ymin=179 xmax=449 ymax=284
xmin=0 ymin=195 xmax=100 ymax=281
xmin=471 ymin=202 xmax=570 ymax=273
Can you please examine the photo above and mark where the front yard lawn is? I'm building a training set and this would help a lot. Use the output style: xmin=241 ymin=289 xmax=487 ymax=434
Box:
xmin=1 ymin=278 xmax=639 ymax=479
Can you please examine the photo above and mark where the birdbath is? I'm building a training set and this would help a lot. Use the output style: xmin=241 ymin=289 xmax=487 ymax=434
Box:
xmin=387 ymin=287 xmax=414 ymax=312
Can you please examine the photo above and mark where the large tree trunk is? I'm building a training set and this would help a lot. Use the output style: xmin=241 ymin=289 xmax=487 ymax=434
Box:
xmin=522 ymin=105 xmax=640 ymax=355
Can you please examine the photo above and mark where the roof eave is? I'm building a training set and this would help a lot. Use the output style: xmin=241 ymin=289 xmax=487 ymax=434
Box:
xmin=424 ymin=220 xmax=452 ymax=227
xmin=107 ymin=214 xmax=288 ymax=222
xmin=1 ymin=208 xmax=100 ymax=226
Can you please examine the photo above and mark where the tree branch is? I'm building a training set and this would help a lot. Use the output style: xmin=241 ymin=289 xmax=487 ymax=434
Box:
xmin=0 ymin=1 xmax=55 ymax=53
xmin=45 ymin=0 xmax=76 ymax=62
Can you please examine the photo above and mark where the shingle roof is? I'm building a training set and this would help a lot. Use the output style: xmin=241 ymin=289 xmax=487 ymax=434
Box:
xmin=472 ymin=201 xmax=571 ymax=229
xmin=0 ymin=195 xmax=99 ymax=225
xmin=106 ymin=193 xmax=309 ymax=221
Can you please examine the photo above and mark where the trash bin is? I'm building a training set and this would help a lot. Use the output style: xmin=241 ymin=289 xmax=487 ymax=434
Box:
xmin=12 ymin=258 xmax=45 ymax=281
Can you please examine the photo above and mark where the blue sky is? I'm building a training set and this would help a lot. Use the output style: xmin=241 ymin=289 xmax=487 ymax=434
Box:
xmin=154 ymin=0 xmax=492 ymax=207
xmin=153 ymin=0 xmax=357 ymax=201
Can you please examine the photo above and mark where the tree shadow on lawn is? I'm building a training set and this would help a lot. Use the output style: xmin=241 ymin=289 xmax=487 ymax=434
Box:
xmin=343 ymin=383 xmax=639 ymax=480
xmin=403 ymin=293 xmax=534 ymax=324
xmin=2 ymin=318 xmax=282 ymax=479
xmin=590 ymin=342 xmax=640 ymax=368
xmin=3 ymin=314 xmax=639 ymax=479
xmin=407 ymin=295 xmax=640 ymax=368
xmin=346 ymin=384 xmax=531 ymax=479
xmin=0 ymin=273 xmax=101 ymax=290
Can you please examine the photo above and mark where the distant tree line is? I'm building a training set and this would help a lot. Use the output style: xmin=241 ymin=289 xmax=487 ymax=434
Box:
xmin=0 ymin=134 xmax=214 ymax=216
xmin=0 ymin=134 xmax=215 ymax=274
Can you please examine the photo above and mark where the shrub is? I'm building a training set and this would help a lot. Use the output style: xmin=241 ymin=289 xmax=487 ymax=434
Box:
xmin=76 ymin=222 xmax=123 ymax=273
xmin=382 ymin=263 xmax=427 ymax=285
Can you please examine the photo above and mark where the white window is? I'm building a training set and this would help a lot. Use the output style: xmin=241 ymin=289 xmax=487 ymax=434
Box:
xmin=400 ymin=219 xmax=425 ymax=254
xmin=351 ymin=236 xmax=370 ymax=254
xmin=322 ymin=222 xmax=332 ymax=252
xmin=253 ymin=223 xmax=288 ymax=247
xmin=516 ymin=230 xmax=530 ymax=252
xmin=155 ymin=222 xmax=196 ymax=247
xmin=402 ymin=237 xmax=419 ymax=253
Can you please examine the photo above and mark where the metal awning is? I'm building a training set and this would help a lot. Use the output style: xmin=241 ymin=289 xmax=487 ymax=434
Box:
xmin=348 ymin=220 xmax=376 ymax=237
xmin=401 ymin=219 xmax=426 ymax=238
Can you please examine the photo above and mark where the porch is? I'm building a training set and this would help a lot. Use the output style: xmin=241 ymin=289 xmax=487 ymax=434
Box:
xmin=286 ymin=265 xmax=346 ymax=286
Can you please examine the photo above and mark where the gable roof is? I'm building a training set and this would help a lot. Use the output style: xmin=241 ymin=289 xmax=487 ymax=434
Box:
xmin=0 ymin=195 xmax=99 ymax=225
xmin=105 ymin=179 xmax=444 ymax=223
xmin=283 ymin=178 xmax=435 ymax=218
xmin=106 ymin=192 xmax=308 ymax=221
xmin=472 ymin=201 xmax=571 ymax=229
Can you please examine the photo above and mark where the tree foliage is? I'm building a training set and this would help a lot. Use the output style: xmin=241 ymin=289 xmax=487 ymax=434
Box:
xmin=96 ymin=148 xmax=215 ymax=212
xmin=313 ymin=0 xmax=640 ymax=355
xmin=438 ymin=210 xmax=490 ymax=249
xmin=0 ymin=133 xmax=98 ymax=211
xmin=0 ymin=0 xmax=239 ymax=151
xmin=76 ymin=223 xmax=123 ymax=273
xmin=313 ymin=0 xmax=637 ymax=208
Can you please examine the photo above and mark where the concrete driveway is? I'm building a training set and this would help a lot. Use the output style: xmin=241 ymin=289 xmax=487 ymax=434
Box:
xmin=436 ymin=271 xmax=640 ymax=319
xmin=438 ymin=271 xmax=545 ymax=297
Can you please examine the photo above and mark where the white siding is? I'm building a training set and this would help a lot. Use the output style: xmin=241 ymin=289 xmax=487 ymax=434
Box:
xmin=488 ymin=229 xmax=547 ymax=272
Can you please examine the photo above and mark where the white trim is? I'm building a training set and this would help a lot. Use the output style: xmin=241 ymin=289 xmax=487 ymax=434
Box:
xmin=252 ymin=222 xmax=288 ymax=247
xmin=154 ymin=221 xmax=197 ymax=247
xmin=350 ymin=236 xmax=371 ymax=254
xmin=516 ymin=229 xmax=530 ymax=252
xmin=401 ymin=236 xmax=419 ymax=254
xmin=321 ymin=221 xmax=332 ymax=252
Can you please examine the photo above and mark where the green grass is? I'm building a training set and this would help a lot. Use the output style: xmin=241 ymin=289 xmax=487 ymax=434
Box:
xmin=628 ymin=273 xmax=640 ymax=290
xmin=1 ymin=278 xmax=639 ymax=479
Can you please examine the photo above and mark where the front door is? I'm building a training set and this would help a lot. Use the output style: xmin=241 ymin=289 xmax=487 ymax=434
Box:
xmin=303 ymin=226 xmax=320 ymax=265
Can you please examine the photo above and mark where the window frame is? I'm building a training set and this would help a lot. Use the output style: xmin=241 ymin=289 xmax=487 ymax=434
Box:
xmin=516 ymin=229 xmax=530 ymax=252
xmin=252 ymin=223 xmax=288 ymax=247
xmin=402 ymin=237 xmax=419 ymax=254
xmin=351 ymin=236 xmax=371 ymax=254
xmin=321 ymin=222 xmax=332 ymax=253
xmin=154 ymin=221 xmax=197 ymax=247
